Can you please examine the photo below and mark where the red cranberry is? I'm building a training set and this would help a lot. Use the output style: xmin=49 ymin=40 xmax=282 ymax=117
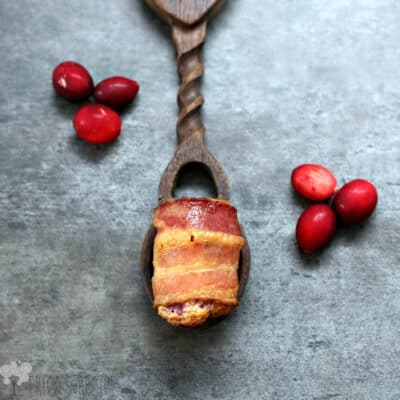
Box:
xmin=52 ymin=61 xmax=93 ymax=101
xmin=296 ymin=204 xmax=336 ymax=252
xmin=167 ymin=303 xmax=185 ymax=316
xmin=73 ymin=104 xmax=121 ymax=144
xmin=291 ymin=164 xmax=337 ymax=201
xmin=333 ymin=179 xmax=378 ymax=224
xmin=94 ymin=76 xmax=140 ymax=109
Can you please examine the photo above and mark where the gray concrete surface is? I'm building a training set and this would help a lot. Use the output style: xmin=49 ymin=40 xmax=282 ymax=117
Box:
xmin=1 ymin=0 xmax=400 ymax=399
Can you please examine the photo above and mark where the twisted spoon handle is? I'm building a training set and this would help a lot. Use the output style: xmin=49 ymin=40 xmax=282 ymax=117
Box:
xmin=172 ymin=21 xmax=207 ymax=144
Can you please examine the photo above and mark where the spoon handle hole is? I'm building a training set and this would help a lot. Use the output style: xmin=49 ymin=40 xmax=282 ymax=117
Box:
xmin=174 ymin=162 xmax=218 ymax=199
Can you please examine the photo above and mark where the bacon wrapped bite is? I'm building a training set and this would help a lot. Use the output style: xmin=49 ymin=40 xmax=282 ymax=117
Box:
xmin=152 ymin=198 xmax=244 ymax=326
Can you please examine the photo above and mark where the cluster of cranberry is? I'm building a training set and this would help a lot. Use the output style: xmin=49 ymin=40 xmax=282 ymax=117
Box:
xmin=291 ymin=164 xmax=378 ymax=252
xmin=52 ymin=61 xmax=139 ymax=144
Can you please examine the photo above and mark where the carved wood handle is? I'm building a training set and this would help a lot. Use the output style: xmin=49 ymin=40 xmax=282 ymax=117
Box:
xmin=173 ymin=21 xmax=207 ymax=144
xmin=145 ymin=0 xmax=231 ymax=201
xmin=145 ymin=0 xmax=225 ymax=143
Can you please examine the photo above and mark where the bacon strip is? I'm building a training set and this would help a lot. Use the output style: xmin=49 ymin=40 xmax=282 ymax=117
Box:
xmin=154 ymin=198 xmax=242 ymax=236
xmin=153 ymin=267 xmax=239 ymax=306
xmin=154 ymin=229 xmax=243 ymax=270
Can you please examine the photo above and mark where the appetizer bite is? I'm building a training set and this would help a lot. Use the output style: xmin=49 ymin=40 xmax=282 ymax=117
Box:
xmin=152 ymin=198 xmax=244 ymax=327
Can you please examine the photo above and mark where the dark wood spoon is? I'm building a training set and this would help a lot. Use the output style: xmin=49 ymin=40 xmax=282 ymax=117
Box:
xmin=141 ymin=0 xmax=251 ymax=310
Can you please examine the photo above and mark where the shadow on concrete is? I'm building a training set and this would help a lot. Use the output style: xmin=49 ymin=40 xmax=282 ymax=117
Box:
xmin=67 ymin=134 xmax=121 ymax=163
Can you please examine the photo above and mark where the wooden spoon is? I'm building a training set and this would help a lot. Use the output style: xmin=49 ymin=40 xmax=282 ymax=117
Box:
xmin=141 ymin=0 xmax=251 ymax=310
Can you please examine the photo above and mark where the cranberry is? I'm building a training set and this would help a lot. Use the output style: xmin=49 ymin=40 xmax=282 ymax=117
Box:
xmin=333 ymin=179 xmax=378 ymax=224
xmin=291 ymin=164 xmax=337 ymax=201
xmin=73 ymin=104 xmax=121 ymax=144
xmin=94 ymin=76 xmax=140 ymax=109
xmin=296 ymin=204 xmax=336 ymax=252
xmin=52 ymin=61 xmax=93 ymax=101
xmin=167 ymin=303 xmax=185 ymax=316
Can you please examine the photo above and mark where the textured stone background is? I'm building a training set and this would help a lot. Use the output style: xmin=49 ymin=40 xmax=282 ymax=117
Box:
xmin=1 ymin=0 xmax=400 ymax=399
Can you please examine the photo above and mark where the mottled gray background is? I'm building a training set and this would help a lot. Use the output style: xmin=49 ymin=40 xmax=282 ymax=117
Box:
xmin=1 ymin=0 xmax=400 ymax=399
